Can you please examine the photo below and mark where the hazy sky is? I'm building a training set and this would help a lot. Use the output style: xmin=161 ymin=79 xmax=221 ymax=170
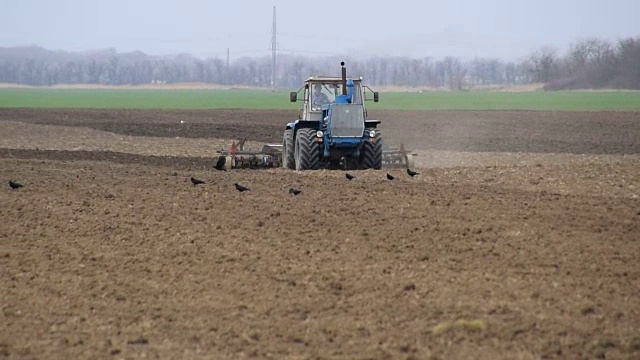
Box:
xmin=1 ymin=0 xmax=638 ymax=61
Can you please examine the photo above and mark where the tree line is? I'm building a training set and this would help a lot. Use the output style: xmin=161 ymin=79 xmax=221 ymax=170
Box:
xmin=0 ymin=36 xmax=638 ymax=90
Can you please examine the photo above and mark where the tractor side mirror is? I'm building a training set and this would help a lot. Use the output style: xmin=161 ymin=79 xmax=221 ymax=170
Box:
xmin=373 ymin=92 xmax=379 ymax=102
xmin=290 ymin=92 xmax=297 ymax=102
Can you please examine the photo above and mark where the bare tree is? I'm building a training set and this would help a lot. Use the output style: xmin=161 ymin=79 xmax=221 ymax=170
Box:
xmin=442 ymin=56 xmax=466 ymax=90
xmin=529 ymin=47 xmax=558 ymax=83
xmin=613 ymin=37 xmax=640 ymax=89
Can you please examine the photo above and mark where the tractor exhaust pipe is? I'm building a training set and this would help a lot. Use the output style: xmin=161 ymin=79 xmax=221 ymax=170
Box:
xmin=341 ymin=61 xmax=347 ymax=96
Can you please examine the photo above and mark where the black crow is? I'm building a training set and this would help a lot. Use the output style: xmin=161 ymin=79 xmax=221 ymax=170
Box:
xmin=191 ymin=177 xmax=206 ymax=186
xmin=386 ymin=173 xmax=395 ymax=180
xmin=214 ymin=156 xmax=227 ymax=171
xmin=345 ymin=173 xmax=355 ymax=180
xmin=289 ymin=188 xmax=302 ymax=196
xmin=9 ymin=180 xmax=23 ymax=190
xmin=234 ymin=183 xmax=250 ymax=192
xmin=407 ymin=169 xmax=420 ymax=177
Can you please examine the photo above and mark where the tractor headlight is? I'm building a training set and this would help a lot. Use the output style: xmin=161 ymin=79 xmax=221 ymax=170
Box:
xmin=369 ymin=130 xmax=377 ymax=138
xmin=316 ymin=130 xmax=324 ymax=138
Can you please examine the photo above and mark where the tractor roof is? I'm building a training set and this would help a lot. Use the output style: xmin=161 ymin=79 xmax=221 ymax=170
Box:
xmin=305 ymin=76 xmax=363 ymax=82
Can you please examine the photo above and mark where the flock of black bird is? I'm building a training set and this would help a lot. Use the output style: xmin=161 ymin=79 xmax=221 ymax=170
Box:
xmin=8 ymin=165 xmax=420 ymax=194
xmin=187 ymin=166 xmax=420 ymax=196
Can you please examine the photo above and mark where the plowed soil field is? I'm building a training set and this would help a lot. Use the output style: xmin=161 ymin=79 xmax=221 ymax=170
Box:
xmin=1 ymin=108 xmax=639 ymax=360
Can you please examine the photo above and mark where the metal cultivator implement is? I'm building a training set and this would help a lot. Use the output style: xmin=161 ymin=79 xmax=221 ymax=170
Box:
xmin=217 ymin=139 xmax=283 ymax=169
xmin=382 ymin=142 xmax=417 ymax=169
xmin=217 ymin=138 xmax=416 ymax=170
xmin=214 ymin=62 xmax=418 ymax=171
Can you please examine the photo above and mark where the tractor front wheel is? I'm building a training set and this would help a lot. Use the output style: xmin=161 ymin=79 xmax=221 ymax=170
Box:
xmin=282 ymin=129 xmax=295 ymax=169
xmin=294 ymin=128 xmax=321 ymax=170
xmin=360 ymin=129 xmax=383 ymax=170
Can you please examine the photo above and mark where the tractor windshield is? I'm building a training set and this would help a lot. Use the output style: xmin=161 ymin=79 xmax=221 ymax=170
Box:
xmin=311 ymin=84 xmax=334 ymax=110
xmin=310 ymin=82 xmax=362 ymax=111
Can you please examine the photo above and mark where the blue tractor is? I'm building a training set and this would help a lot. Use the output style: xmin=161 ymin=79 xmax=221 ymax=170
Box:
xmin=284 ymin=62 xmax=383 ymax=170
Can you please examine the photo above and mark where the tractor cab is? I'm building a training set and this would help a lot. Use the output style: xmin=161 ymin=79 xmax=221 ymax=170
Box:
xmin=289 ymin=64 xmax=378 ymax=122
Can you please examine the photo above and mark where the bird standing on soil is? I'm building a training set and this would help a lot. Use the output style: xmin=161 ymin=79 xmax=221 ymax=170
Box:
xmin=407 ymin=169 xmax=420 ymax=177
xmin=289 ymin=188 xmax=302 ymax=196
xmin=345 ymin=173 xmax=355 ymax=180
xmin=386 ymin=173 xmax=395 ymax=180
xmin=214 ymin=156 xmax=227 ymax=171
xmin=9 ymin=180 xmax=23 ymax=190
xmin=234 ymin=183 xmax=250 ymax=192
xmin=191 ymin=177 xmax=206 ymax=186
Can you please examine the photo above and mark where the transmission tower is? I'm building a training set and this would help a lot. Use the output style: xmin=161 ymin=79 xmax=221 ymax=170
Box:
xmin=271 ymin=6 xmax=277 ymax=91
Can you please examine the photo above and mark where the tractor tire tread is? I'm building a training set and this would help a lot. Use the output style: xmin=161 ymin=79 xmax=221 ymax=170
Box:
xmin=283 ymin=129 xmax=295 ymax=169
xmin=361 ymin=129 xmax=383 ymax=170
xmin=295 ymin=128 xmax=321 ymax=170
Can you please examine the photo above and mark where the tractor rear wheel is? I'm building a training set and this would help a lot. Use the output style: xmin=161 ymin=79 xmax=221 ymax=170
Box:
xmin=282 ymin=129 xmax=295 ymax=169
xmin=360 ymin=129 xmax=383 ymax=170
xmin=294 ymin=128 xmax=321 ymax=170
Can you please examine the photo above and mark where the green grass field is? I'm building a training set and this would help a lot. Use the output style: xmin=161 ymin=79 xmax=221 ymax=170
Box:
xmin=1 ymin=88 xmax=639 ymax=111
